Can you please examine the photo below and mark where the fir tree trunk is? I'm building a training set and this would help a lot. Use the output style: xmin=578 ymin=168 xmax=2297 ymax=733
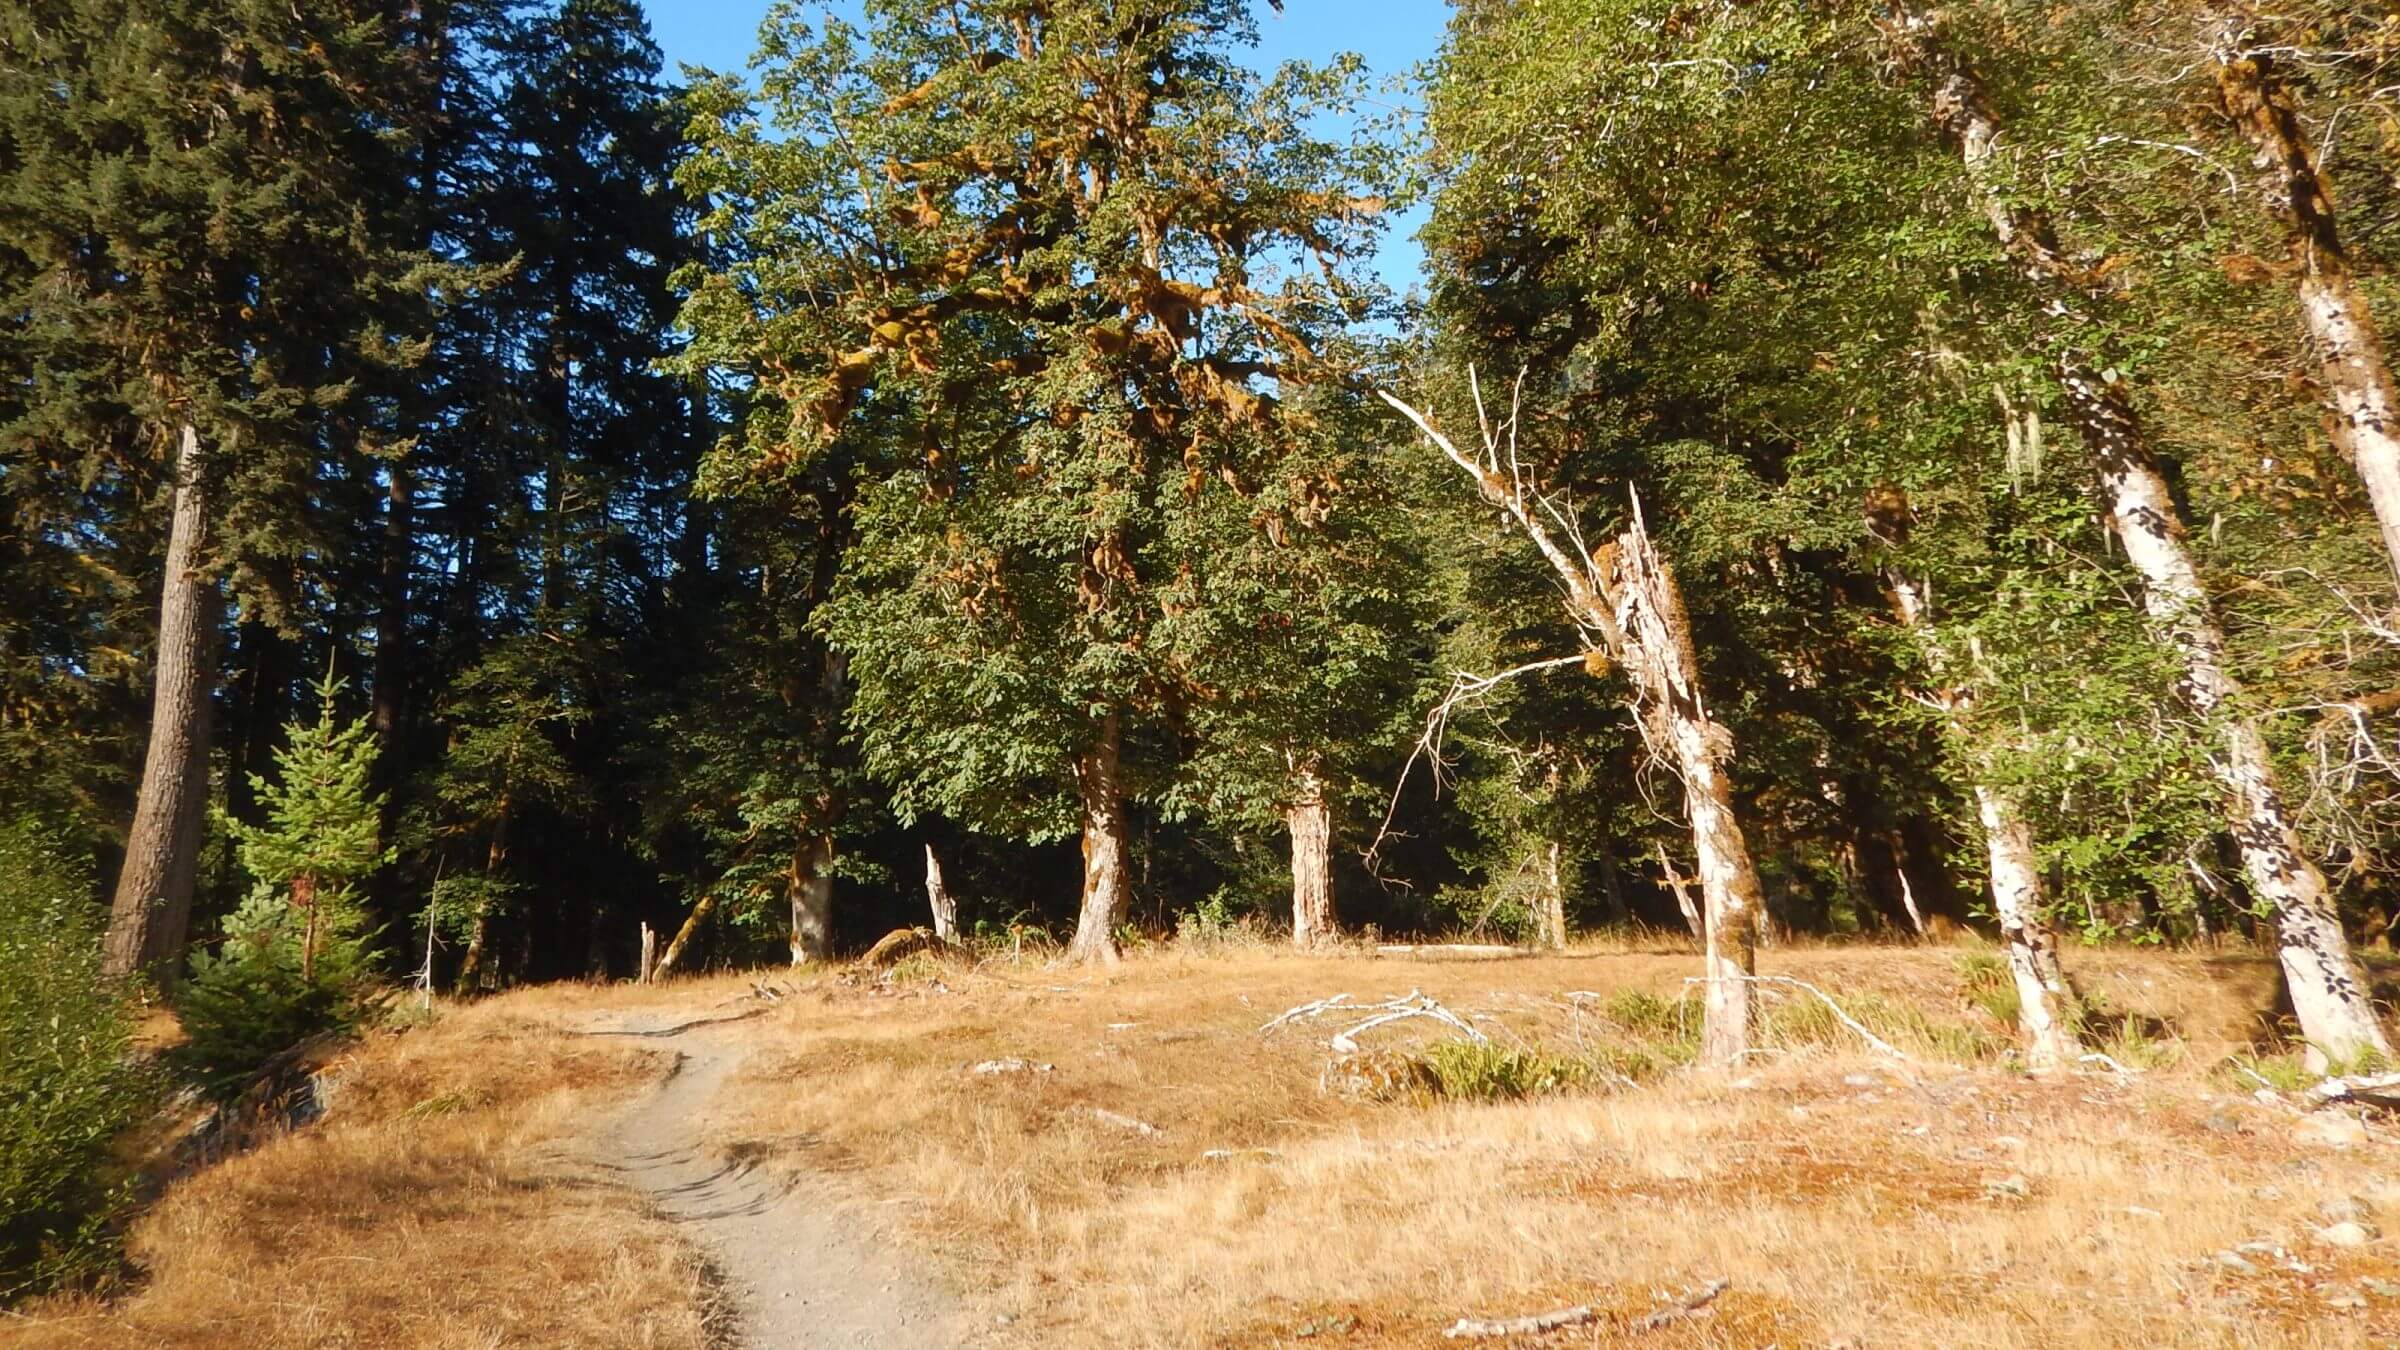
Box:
xmin=1286 ymin=765 xmax=1335 ymax=948
xmin=1611 ymin=509 xmax=1758 ymax=1066
xmin=1595 ymin=851 xmax=1631 ymax=926
xmin=789 ymin=834 xmax=834 ymax=965
xmin=2213 ymin=46 xmax=2400 ymax=591
xmin=1066 ymin=711 xmax=1129 ymax=965
xmin=924 ymin=842 xmax=958 ymax=942
xmin=1897 ymin=13 xmax=2390 ymax=1069
xmin=105 ymin=424 xmax=220 ymax=982
xmin=1888 ymin=567 xmax=2081 ymax=1069
xmin=372 ymin=463 xmax=412 ymax=754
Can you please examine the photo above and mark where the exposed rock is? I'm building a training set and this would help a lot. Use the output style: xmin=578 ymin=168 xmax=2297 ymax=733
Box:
xmin=967 ymin=1058 xmax=1054 ymax=1076
xmin=2295 ymin=1113 xmax=2371 ymax=1149
xmin=2315 ymin=1221 xmax=2376 ymax=1249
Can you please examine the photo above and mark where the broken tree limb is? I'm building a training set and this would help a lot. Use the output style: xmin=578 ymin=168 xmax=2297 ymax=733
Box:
xmin=1628 ymin=1279 xmax=1730 ymax=1332
xmin=1442 ymin=1303 xmax=1599 ymax=1340
xmin=1259 ymin=990 xmax=1490 ymax=1051
xmin=1442 ymin=1279 xmax=1729 ymax=1340
xmin=2311 ymin=1071 xmax=2400 ymax=1109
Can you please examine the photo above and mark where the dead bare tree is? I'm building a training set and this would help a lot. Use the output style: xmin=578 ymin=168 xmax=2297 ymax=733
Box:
xmin=1381 ymin=374 xmax=1763 ymax=1066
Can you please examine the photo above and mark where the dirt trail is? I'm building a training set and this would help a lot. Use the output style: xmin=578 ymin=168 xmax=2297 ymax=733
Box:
xmin=592 ymin=1013 xmax=968 ymax=1349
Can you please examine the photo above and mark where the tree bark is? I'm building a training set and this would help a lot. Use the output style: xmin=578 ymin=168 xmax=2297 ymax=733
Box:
xmin=372 ymin=463 xmax=413 ymax=754
xmin=1380 ymin=391 xmax=1765 ymax=1066
xmin=1887 ymin=565 xmax=2082 ymax=1069
xmin=105 ymin=424 xmax=221 ymax=983
xmin=1066 ymin=711 xmax=1130 ymax=964
xmin=2213 ymin=43 xmax=2400 ymax=591
xmin=1892 ymin=15 xmax=2391 ymax=1069
xmin=789 ymin=834 xmax=833 ymax=965
xmin=1536 ymin=840 xmax=1568 ymax=950
xmin=924 ymin=842 xmax=958 ymax=942
xmin=652 ymin=892 xmax=716 ymax=980
xmin=1287 ymin=765 xmax=1335 ymax=948
xmin=1594 ymin=851 xmax=1631 ymax=926
xmin=1611 ymin=509 xmax=1758 ymax=1065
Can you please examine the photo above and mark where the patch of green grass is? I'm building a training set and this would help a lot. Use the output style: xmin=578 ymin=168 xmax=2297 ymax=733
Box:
xmin=1955 ymin=951 xmax=2021 ymax=1027
xmin=2220 ymin=1051 xmax=2316 ymax=1093
xmin=2089 ymin=1014 xmax=2184 ymax=1071
xmin=1760 ymin=987 xmax=2006 ymax=1064
xmin=1420 ymin=1040 xmax=1588 ymax=1102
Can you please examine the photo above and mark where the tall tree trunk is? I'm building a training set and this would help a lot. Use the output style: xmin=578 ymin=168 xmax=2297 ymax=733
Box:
xmin=924 ymin=842 xmax=958 ymax=942
xmin=1383 ymin=391 xmax=1763 ymax=1064
xmin=1536 ymin=840 xmax=1568 ymax=950
xmin=2213 ymin=42 xmax=2400 ymax=590
xmin=1894 ymin=17 xmax=2391 ymax=1068
xmin=372 ymin=463 xmax=413 ymax=754
xmin=1286 ymin=764 xmax=1335 ymax=948
xmin=2079 ymin=386 xmax=2391 ymax=1067
xmin=789 ymin=834 xmax=834 ymax=965
xmin=1594 ymin=851 xmax=1631 ymax=926
xmin=1887 ymin=564 xmax=2082 ymax=1069
xmin=1066 ymin=711 xmax=1130 ymax=964
xmin=105 ymin=424 xmax=220 ymax=982
xmin=1612 ymin=508 xmax=1758 ymax=1065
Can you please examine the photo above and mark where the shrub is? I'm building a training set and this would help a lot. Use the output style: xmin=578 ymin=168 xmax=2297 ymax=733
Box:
xmin=172 ymin=681 xmax=387 ymax=1101
xmin=1422 ymin=1040 xmax=1588 ymax=1102
xmin=0 ymin=816 xmax=148 ymax=1297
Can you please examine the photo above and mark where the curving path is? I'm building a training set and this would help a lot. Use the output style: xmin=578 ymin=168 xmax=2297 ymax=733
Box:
xmin=591 ymin=1013 xmax=967 ymax=1348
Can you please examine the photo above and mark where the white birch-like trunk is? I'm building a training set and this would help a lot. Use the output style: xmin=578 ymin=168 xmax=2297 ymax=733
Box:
xmin=2069 ymin=371 xmax=2393 ymax=1069
xmin=1381 ymin=391 xmax=1764 ymax=1064
xmin=1612 ymin=509 xmax=1758 ymax=1065
xmin=1537 ymin=841 xmax=1568 ymax=950
xmin=1972 ymin=786 xmax=2082 ymax=1070
xmin=1066 ymin=712 xmax=1129 ymax=964
xmin=924 ymin=842 xmax=958 ymax=942
xmin=1893 ymin=11 xmax=2392 ymax=1070
xmin=2214 ymin=46 xmax=2400 ymax=591
xmin=789 ymin=834 xmax=834 ymax=965
xmin=1889 ymin=567 xmax=2082 ymax=1068
xmin=1286 ymin=766 xmax=1335 ymax=948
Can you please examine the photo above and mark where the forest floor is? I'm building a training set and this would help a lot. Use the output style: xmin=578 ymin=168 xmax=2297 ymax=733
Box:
xmin=8 ymin=936 xmax=2400 ymax=1348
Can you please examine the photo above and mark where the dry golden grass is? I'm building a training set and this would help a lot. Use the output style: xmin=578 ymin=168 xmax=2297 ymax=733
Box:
xmin=8 ymin=939 xmax=2397 ymax=1348
xmin=685 ymin=940 xmax=2400 ymax=1347
xmin=4 ymin=997 xmax=713 ymax=1350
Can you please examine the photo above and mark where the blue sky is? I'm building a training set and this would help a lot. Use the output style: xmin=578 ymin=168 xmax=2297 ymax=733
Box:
xmin=639 ymin=0 xmax=1449 ymax=296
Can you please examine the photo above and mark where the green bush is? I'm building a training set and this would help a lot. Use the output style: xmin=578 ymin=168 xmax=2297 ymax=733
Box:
xmin=1422 ymin=1040 xmax=1588 ymax=1102
xmin=171 ymin=681 xmax=386 ymax=1101
xmin=0 ymin=817 xmax=148 ymax=1297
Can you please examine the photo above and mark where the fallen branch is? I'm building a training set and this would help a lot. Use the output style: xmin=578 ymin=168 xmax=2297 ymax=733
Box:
xmin=1260 ymin=989 xmax=1490 ymax=1051
xmin=2079 ymin=1051 xmax=2142 ymax=1078
xmin=1442 ymin=1303 xmax=1599 ymax=1340
xmin=1082 ymin=1106 xmax=1163 ymax=1136
xmin=1442 ymin=1279 xmax=1728 ymax=1340
xmin=968 ymin=1058 xmax=1054 ymax=1075
xmin=2311 ymin=1071 xmax=2400 ymax=1109
xmin=1628 ymin=1278 xmax=1729 ymax=1332
xmin=1373 ymin=943 xmax=1524 ymax=958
